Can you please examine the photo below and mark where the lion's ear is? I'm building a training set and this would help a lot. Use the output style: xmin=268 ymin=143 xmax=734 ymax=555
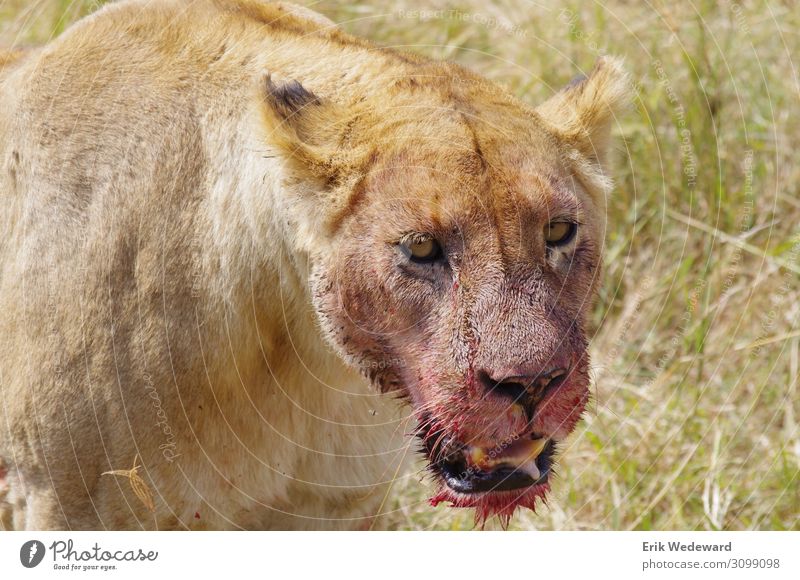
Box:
xmin=259 ymin=77 xmax=371 ymax=245
xmin=535 ymin=57 xmax=630 ymax=169
xmin=259 ymin=76 xmax=356 ymax=186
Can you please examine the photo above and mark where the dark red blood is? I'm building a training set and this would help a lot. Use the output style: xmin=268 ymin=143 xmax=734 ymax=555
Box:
xmin=429 ymin=481 xmax=548 ymax=529
xmin=194 ymin=512 xmax=201 ymax=519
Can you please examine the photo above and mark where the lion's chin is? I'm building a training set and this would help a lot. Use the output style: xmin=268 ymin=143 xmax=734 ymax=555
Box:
xmin=429 ymin=481 xmax=551 ymax=528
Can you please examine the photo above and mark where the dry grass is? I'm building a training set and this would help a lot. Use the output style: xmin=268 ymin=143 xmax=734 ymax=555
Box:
xmin=2 ymin=0 xmax=797 ymax=530
xmin=102 ymin=454 xmax=156 ymax=513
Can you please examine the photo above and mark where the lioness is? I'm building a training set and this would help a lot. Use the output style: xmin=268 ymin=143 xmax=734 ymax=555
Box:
xmin=0 ymin=0 xmax=628 ymax=530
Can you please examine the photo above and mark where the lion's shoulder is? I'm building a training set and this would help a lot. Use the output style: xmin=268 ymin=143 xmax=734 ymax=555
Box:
xmin=93 ymin=0 xmax=342 ymax=44
xmin=210 ymin=0 xmax=338 ymax=32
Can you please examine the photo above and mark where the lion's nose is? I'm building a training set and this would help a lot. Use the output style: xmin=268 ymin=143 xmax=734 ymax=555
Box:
xmin=478 ymin=367 xmax=569 ymax=407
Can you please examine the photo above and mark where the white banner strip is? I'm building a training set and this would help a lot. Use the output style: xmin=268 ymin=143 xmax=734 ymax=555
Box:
xmin=1 ymin=531 xmax=798 ymax=579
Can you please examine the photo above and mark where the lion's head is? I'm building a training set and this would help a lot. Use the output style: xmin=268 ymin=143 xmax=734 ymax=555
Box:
xmin=260 ymin=57 xmax=629 ymax=525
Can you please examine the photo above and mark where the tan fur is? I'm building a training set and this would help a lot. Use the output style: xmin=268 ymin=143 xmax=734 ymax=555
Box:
xmin=0 ymin=0 xmax=628 ymax=529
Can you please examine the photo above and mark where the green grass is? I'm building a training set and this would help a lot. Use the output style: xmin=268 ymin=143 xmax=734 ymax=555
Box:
xmin=3 ymin=0 xmax=798 ymax=530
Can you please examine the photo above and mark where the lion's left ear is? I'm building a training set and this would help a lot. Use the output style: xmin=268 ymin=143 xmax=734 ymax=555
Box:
xmin=535 ymin=57 xmax=630 ymax=170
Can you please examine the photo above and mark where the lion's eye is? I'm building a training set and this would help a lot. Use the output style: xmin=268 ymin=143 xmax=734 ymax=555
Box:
xmin=544 ymin=222 xmax=577 ymax=246
xmin=401 ymin=237 xmax=443 ymax=263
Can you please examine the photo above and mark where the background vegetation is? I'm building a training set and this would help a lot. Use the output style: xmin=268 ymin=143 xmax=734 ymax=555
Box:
xmin=2 ymin=0 xmax=797 ymax=530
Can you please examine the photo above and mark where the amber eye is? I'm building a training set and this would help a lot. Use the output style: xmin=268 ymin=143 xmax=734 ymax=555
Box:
xmin=400 ymin=236 xmax=443 ymax=263
xmin=544 ymin=221 xmax=577 ymax=246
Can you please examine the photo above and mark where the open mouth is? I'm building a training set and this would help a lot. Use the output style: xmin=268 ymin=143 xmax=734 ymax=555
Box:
xmin=421 ymin=424 xmax=556 ymax=494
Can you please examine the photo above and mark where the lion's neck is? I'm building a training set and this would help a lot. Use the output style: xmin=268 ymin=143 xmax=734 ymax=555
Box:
xmin=196 ymin=92 xmax=353 ymax=394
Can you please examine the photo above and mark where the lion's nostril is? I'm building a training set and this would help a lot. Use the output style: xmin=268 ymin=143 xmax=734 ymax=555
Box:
xmin=477 ymin=371 xmax=529 ymax=404
xmin=477 ymin=367 xmax=569 ymax=407
xmin=492 ymin=380 xmax=529 ymax=403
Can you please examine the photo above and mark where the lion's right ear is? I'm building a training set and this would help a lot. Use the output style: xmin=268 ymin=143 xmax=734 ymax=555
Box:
xmin=259 ymin=76 xmax=355 ymax=187
xmin=259 ymin=77 xmax=372 ymax=246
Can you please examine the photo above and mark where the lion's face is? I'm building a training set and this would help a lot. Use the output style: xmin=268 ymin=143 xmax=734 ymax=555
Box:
xmin=311 ymin=133 xmax=599 ymax=523
xmin=263 ymin=58 xmax=628 ymax=524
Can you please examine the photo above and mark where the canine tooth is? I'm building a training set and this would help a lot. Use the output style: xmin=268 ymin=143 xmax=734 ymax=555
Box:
xmin=521 ymin=459 xmax=541 ymax=481
xmin=528 ymin=438 xmax=547 ymax=458
xmin=466 ymin=437 xmax=549 ymax=471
